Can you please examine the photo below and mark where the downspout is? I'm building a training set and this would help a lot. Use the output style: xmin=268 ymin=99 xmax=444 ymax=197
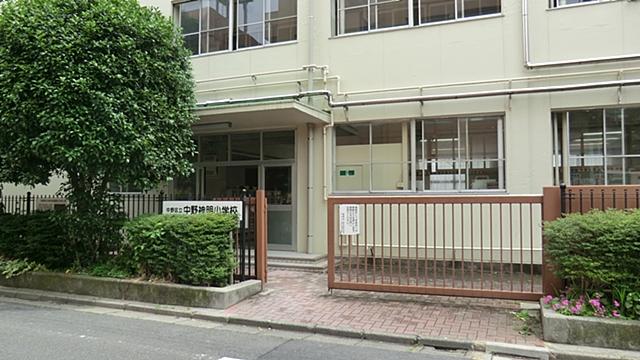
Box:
xmin=523 ymin=0 xmax=640 ymax=69
xmin=307 ymin=124 xmax=314 ymax=254
xmin=306 ymin=2 xmax=315 ymax=254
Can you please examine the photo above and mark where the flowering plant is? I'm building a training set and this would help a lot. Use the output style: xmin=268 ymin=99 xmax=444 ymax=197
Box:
xmin=542 ymin=289 xmax=637 ymax=320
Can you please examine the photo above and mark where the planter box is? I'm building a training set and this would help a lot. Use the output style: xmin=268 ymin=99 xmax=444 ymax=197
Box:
xmin=0 ymin=272 xmax=261 ymax=310
xmin=541 ymin=299 xmax=640 ymax=351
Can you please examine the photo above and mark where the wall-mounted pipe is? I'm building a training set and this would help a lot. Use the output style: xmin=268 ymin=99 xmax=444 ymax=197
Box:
xmin=522 ymin=0 xmax=640 ymax=69
xmin=196 ymin=78 xmax=640 ymax=109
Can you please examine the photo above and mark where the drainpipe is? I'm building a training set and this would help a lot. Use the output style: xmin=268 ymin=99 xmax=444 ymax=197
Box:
xmin=323 ymin=111 xmax=335 ymax=201
xmin=522 ymin=0 xmax=640 ymax=69
xmin=307 ymin=124 xmax=314 ymax=254
xmin=306 ymin=2 xmax=315 ymax=254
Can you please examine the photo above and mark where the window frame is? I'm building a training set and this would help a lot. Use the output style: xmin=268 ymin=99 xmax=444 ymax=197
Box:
xmin=549 ymin=0 xmax=616 ymax=10
xmin=333 ymin=116 xmax=506 ymax=195
xmin=176 ymin=0 xmax=298 ymax=56
xmin=552 ymin=106 xmax=640 ymax=186
xmin=335 ymin=0 xmax=502 ymax=36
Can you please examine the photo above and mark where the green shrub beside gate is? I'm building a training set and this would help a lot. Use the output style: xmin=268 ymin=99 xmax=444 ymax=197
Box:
xmin=123 ymin=213 xmax=237 ymax=287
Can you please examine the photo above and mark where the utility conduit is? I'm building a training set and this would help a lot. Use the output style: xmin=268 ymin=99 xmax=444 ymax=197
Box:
xmin=196 ymin=78 xmax=640 ymax=109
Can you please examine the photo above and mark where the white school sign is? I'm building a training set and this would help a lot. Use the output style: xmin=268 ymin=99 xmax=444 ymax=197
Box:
xmin=162 ymin=201 xmax=244 ymax=221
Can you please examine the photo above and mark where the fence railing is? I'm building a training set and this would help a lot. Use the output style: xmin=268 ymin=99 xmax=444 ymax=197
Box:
xmin=560 ymin=185 xmax=640 ymax=214
xmin=0 ymin=191 xmax=268 ymax=284
xmin=328 ymin=195 xmax=546 ymax=300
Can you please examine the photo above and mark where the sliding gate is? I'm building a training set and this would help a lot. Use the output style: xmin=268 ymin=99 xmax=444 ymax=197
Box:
xmin=328 ymin=195 xmax=547 ymax=300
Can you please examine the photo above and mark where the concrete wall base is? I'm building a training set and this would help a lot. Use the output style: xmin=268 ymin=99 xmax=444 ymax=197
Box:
xmin=541 ymin=299 xmax=640 ymax=351
xmin=0 ymin=272 xmax=261 ymax=309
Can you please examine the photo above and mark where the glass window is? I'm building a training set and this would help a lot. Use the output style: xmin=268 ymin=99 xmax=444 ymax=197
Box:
xmin=200 ymin=134 xmax=229 ymax=162
xmin=176 ymin=0 xmax=296 ymax=55
xmin=334 ymin=117 xmax=502 ymax=193
xmin=418 ymin=116 xmax=503 ymax=191
xmin=263 ymin=131 xmax=295 ymax=160
xmin=337 ymin=0 xmax=409 ymax=35
xmin=553 ymin=106 xmax=640 ymax=185
xmin=231 ymin=133 xmax=261 ymax=161
xmin=419 ymin=0 xmax=500 ymax=25
xmin=550 ymin=0 xmax=599 ymax=8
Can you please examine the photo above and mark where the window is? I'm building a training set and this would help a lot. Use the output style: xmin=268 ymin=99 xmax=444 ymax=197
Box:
xmin=198 ymin=130 xmax=295 ymax=163
xmin=418 ymin=0 xmax=500 ymax=24
xmin=177 ymin=0 xmax=297 ymax=55
xmin=336 ymin=0 xmax=500 ymax=35
xmin=337 ymin=0 xmax=410 ymax=34
xmin=550 ymin=0 xmax=603 ymax=8
xmin=334 ymin=116 xmax=504 ymax=193
xmin=552 ymin=107 xmax=640 ymax=185
xmin=417 ymin=116 xmax=504 ymax=191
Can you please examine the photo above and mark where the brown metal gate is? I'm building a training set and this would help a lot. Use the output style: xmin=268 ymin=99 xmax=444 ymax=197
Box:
xmin=327 ymin=194 xmax=547 ymax=300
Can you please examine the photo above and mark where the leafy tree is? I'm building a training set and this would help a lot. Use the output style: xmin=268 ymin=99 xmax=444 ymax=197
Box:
xmin=0 ymin=0 xmax=197 ymax=264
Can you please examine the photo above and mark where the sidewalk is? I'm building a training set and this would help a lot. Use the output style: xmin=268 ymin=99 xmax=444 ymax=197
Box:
xmin=225 ymin=269 xmax=543 ymax=347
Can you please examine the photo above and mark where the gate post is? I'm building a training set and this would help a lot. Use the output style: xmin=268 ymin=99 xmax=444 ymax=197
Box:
xmin=26 ymin=192 xmax=32 ymax=215
xmin=255 ymin=190 xmax=268 ymax=283
xmin=542 ymin=187 xmax=563 ymax=296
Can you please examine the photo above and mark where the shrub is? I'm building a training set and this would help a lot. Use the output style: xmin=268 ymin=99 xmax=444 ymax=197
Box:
xmin=544 ymin=209 xmax=640 ymax=292
xmin=0 ymin=212 xmax=75 ymax=269
xmin=124 ymin=213 xmax=237 ymax=287
xmin=0 ymin=257 xmax=46 ymax=279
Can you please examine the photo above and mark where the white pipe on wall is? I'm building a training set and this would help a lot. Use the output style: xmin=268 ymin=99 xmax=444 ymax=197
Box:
xmin=196 ymin=78 xmax=640 ymax=108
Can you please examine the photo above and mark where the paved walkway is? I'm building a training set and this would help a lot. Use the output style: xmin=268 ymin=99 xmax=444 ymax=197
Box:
xmin=225 ymin=270 xmax=543 ymax=347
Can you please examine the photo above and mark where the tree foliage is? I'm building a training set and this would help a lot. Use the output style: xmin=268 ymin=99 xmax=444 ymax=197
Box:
xmin=0 ymin=0 xmax=196 ymax=192
xmin=0 ymin=0 xmax=197 ymax=264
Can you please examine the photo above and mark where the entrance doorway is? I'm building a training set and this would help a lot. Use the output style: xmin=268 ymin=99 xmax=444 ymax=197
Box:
xmin=264 ymin=166 xmax=293 ymax=250
xmin=184 ymin=130 xmax=297 ymax=251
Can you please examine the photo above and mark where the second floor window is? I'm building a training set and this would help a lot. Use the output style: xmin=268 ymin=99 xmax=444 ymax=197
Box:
xmin=178 ymin=0 xmax=297 ymax=55
xmin=336 ymin=0 xmax=501 ymax=35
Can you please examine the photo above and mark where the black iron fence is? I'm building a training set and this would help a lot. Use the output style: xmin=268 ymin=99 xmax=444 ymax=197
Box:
xmin=0 ymin=191 xmax=259 ymax=283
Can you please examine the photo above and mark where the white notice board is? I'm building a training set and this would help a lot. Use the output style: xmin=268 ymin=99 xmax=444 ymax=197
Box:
xmin=339 ymin=204 xmax=360 ymax=235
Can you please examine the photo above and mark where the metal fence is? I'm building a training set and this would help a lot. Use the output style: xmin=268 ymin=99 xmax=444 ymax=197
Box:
xmin=328 ymin=195 xmax=546 ymax=300
xmin=560 ymin=185 xmax=640 ymax=214
xmin=0 ymin=191 xmax=268 ymax=284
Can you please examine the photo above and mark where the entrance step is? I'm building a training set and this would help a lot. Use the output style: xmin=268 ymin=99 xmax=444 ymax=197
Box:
xmin=267 ymin=251 xmax=328 ymax=272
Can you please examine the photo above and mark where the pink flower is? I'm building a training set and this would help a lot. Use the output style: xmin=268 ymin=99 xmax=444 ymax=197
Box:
xmin=614 ymin=300 xmax=620 ymax=308
xmin=543 ymin=295 xmax=553 ymax=305
xmin=589 ymin=299 xmax=601 ymax=308
xmin=561 ymin=299 xmax=570 ymax=307
xmin=570 ymin=306 xmax=580 ymax=314
xmin=612 ymin=311 xmax=621 ymax=318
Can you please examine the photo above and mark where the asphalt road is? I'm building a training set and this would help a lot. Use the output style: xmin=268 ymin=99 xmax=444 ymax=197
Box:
xmin=0 ymin=298 xmax=470 ymax=360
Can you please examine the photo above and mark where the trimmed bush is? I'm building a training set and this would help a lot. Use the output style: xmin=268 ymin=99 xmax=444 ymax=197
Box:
xmin=544 ymin=209 xmax=640 ymax=291
xmin=0 ymin=212 xmax=75 ymax=269
xmin=124 ymin=213 xmax=237 ymax=287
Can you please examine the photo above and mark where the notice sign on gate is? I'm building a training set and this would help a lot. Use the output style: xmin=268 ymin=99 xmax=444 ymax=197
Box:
xmin=339 ymin=204 xmax=360 ymax=235
xmin=162 ymin=201 xmax=244 ymax=221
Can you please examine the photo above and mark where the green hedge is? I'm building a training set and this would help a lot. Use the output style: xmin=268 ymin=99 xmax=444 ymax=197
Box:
xmin=0 ymin=212 xmax=75 ymax=269
xmin=124 ymin=213 xmax=237 ymax=287
xmin=544 ymin=209 xmax=640 ymax=291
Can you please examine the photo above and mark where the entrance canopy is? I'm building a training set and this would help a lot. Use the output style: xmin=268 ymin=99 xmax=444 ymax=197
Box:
xmin=194 ymin=100 xmax=330 ymax=131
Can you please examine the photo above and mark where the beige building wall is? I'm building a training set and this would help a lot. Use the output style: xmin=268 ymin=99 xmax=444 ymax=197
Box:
xmin=5 ymin=0 xmax=640 ymax=256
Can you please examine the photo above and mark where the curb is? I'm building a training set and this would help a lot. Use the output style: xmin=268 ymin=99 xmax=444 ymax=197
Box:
xmin=0 ymin=286 xmax=544 ymax=358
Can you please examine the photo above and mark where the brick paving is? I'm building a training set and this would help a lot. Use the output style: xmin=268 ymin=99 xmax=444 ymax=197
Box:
xmin=225 ymin=269 xmax=543 ymax=347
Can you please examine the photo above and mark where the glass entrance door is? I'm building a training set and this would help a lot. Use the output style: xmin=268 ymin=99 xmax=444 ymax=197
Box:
xmin=264 ymin=166 xmax=294 ymax=250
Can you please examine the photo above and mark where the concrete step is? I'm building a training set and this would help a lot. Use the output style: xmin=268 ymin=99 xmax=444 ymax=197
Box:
xmin=267 ymin=251 xmax=328 ymax=272
xmin=545 ymin=343 xmax=640 ymax=360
